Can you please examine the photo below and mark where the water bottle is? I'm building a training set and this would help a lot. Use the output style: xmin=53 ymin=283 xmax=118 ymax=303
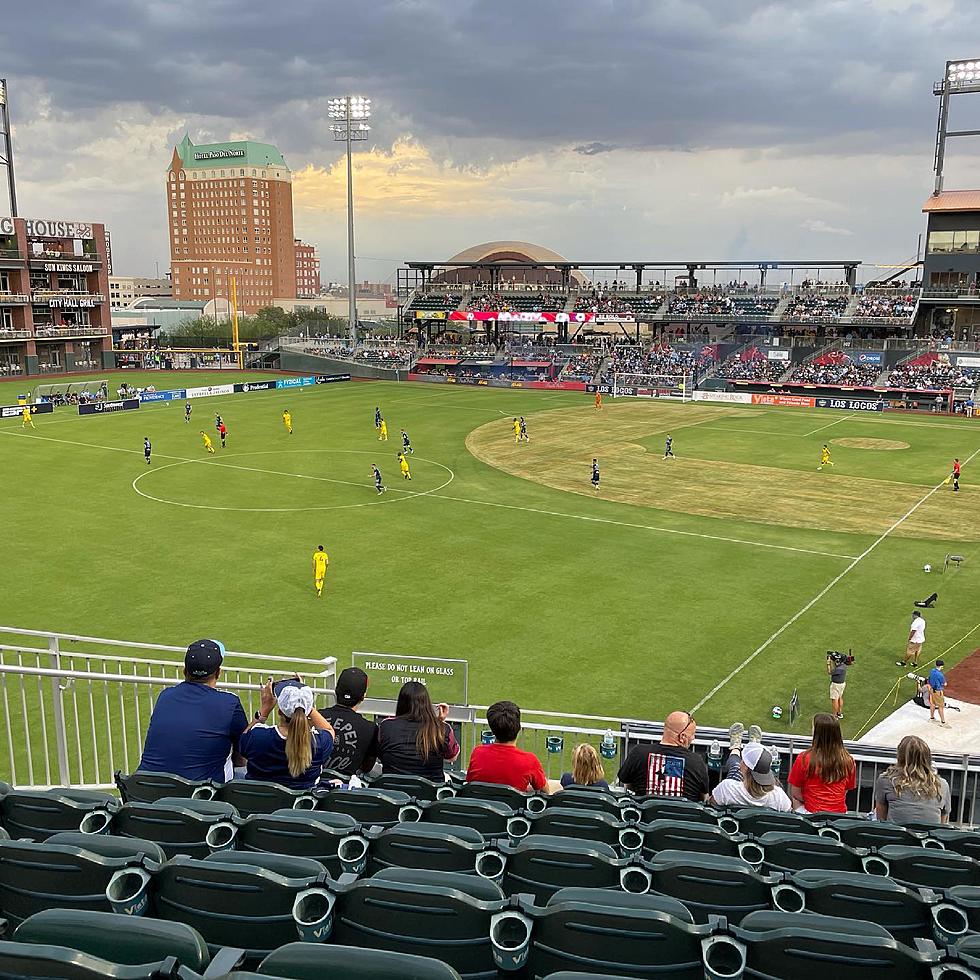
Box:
xmin=600 ymin=729 xmax=617 ymax=760
xmin=767 ymin=745 xmax=781 ymax=778
xmin=707 ymin=740 xmax=722 ymax=772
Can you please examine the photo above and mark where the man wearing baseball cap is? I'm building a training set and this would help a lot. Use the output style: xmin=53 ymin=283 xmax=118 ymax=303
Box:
xmin=707 ymin=724 xmax=792 ymax=811
xmin=138 ymin=639 xmax=249 ymax=782
xmin=319 ymin=667 xmax=379 ymax=780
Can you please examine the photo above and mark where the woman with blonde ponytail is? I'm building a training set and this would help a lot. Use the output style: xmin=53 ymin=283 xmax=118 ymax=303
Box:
xmin=238 ymin=678 xmax=335 ymax=789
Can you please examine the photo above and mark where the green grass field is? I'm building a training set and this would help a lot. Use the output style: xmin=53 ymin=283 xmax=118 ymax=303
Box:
xmin=2 ymin=370 xmax=979 ymax=743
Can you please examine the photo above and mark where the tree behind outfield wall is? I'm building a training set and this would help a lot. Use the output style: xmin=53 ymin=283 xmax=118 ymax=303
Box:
xmin=166 ymin=307 xmax=348 ymax=345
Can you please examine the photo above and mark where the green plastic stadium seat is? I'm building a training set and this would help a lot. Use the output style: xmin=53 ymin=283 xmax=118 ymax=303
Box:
xmin=634 ymin=797 xmax=717 ymax=825
xmin=203 ymin=850 xmax=329 ymax=879
xmin=519 ymin=807 xmax=639 ymax=853
xmin=928 ymin=828 xmax=980 ymax=861
xmin=419 ymin=798 xmax=516 ymax=840
xmin=948 ymin=885 xmax=980 ymax=931
xmin=708 ymin=910 xmax=946 ymax=980
xmin=370 ymin=773 xmax=453 ymax=802
xmin=109 ymin=798 xmax=239 ymax=859
xmin=824 ymin=817 xmax=925 ymax=849
xmin=637 ymin=818 xmax=742 ymax=859
xmin=114 ymin=770 xmax=214 ymax=804
xmin=643 ymin=848 xmax=782 ymax=924
xmin=372 ymin=865 xmax=510 ymax=903
xmin=494 ymin=834 xmax=629 ymax=903
xmin=528 ymin=887 xmax=720 ymax=980
xmin=547 ymin=787 xmax=636 ymax=822
xmin=777 ymin=868 xmax=971 ymax=946
xmin=313 ymin=787 xmax=418 ymax=826
xmin=0 ymin=940 xmax=206 ymax=979
xmin=951 ymin=933 xmax=980 ymax=971
xmin=13 ymin=908 xmax=214 ymax=973
xmin=213 ymin=780 xmax=315 ymax=816
xmin=756 ymin=830 xmax=868 ymax=873
xmin=126 ymin=854 xmax=327 ymax=966
xmin=719 ymin=807 xmax=820 ymax=838
xmin=46 ymin=831 xmax=166 ymax=863
xmin=348 ymin=822 xmax=488 ymax=876
xmin=873 ymin=844 xmax=980 ymax=891
xmin=317 ymin=868 xmax=517 ymax=979
xmin=254 ymin=942 xmax=464 ymax=979
xmin=0 ymin=827 xmax=8 ymax=841
xmin=0 ymin=789 xmax=118 ymax=841
xmin=457 ymin=781 xmax=546 ymax=813
xmin=236 ymin=810 xmax=357 ymax=876
xmin=0 ymin=836 xmax=162 ymax=926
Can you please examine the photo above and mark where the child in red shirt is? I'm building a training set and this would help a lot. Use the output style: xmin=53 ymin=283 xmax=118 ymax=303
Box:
xmin=466 ymin=701 xmax=548 ymax=793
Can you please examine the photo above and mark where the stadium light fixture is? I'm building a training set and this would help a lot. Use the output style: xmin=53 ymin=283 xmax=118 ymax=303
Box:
xmin=945 ymin=58 xmax=980 ymax=93
xmin=329 ymin=95 xmax=372 ymax=346
xmin=0 ymin=79 xmax=18 ymax=216
xmin=933 ymin=58 xmax=980 ymax=193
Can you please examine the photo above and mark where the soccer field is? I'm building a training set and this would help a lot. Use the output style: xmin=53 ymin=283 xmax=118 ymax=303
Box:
xmin=2 ymin=371 xmax=979 ymax=739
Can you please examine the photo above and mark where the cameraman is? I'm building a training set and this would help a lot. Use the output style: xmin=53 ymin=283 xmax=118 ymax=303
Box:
xmin=827 ymin=653 xmax=847 ymax=721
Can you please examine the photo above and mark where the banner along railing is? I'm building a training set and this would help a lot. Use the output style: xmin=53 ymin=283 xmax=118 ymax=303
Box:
xmin=0 ymin=627 xmax=337 ymax=790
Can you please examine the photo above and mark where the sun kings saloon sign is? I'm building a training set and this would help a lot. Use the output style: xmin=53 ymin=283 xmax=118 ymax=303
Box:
xmin=0 ymin=216 xmax=93 ymax=239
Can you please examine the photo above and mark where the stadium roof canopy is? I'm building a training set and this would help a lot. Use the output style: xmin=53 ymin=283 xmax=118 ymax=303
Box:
xmin=922 ymin=190 xmax=980 ymax=212
xmin=444 ymin=241 xmax=572 ymax=265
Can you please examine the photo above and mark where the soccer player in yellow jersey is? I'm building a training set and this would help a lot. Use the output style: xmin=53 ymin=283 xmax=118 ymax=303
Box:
xmin=21 ymin=406 xmax=35 ymax=428
xmin=200 ymin=430 xmax=215 ymax=454
xmin=818 ymin=443 xmax=833 ymax=470
xmin=513 ymin=417 xmax=521 ymax=443
xmin=378 ymin=418 xmax=388 ymax=441
xmin=283 ymin=410 xmax=293 ymax=434
xmin=312 ymin=545 xmax=329 ymax=597
xmin=398 ymin=451 xmax=412 ymax=481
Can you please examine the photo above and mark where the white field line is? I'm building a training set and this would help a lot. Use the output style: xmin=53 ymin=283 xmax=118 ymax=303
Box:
xmin=690 ymin=444 xmax=980 ymax=713
xmin=0 ymin=422 xmax=855 ymax=560
xmin=853 ymin=620 xmax=980 ymax=740
xmin=424 ymin=491 xmax=858 ymax=560
xmin=802 ymin=414 xmax=855 ymax=438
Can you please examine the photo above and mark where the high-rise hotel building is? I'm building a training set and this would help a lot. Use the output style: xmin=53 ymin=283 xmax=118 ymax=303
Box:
xmin=167 ymin=135 xmax=296 ymax=313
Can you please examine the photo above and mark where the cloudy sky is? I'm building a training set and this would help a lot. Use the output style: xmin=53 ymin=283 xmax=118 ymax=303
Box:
xmin=2 ymin=0 xmax=979 ymax=283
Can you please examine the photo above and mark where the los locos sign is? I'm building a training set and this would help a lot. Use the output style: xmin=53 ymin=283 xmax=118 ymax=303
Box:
xmin=0 ymin=216 xmax=94 ymax=239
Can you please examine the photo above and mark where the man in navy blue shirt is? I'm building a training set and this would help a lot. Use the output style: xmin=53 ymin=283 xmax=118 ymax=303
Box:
xmin=138 ymin=639 xmax=249 ymax=781
xmin=927 ymin=659 xmax=950 ymax=728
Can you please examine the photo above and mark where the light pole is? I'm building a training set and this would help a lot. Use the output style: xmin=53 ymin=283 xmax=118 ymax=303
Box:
xmin=0 ymin=79 xmax=18 ymax=216
xmin=933 ymin=58 xmax=980 ymax=195
xmin=328 ymin=95 xmax=371 ymax=347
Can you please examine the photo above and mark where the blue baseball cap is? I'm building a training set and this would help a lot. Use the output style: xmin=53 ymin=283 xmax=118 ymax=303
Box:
xmin=184 ymin=639 xmax=226 ymax=678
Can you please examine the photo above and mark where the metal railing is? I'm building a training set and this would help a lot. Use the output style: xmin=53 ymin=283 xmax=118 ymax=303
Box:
xmin=0 ymin=627 xmax=337 ymax=791
xmin=0 ymin=293 xmax=30 ymax=303
xmin=33 ymin=326 xmax=109 ymax=338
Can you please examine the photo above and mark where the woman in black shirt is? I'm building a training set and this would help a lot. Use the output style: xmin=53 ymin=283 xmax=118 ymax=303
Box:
xmin=377 ymin=681 xmax=460 ymax=780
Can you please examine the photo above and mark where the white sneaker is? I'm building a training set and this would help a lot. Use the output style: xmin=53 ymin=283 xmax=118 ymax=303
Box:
xmin=748 ymin=725 xmax=763 ymax=743
xmin=728 ymin=723 xmax=745 ymax=751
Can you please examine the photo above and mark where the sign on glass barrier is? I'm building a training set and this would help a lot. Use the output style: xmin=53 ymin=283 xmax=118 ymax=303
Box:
xmin=351 ymin=651 xmax=469 ymax=705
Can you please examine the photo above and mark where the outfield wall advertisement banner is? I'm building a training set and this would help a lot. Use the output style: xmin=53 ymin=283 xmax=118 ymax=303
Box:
xmin=235 ymin=380 xmax=277 ymax=393
xmin=854 ymin=351 xmax=883 ymax=365
xmin=814 ymin=397 xmax=884 ymax=411
xmin=275 ymin=375 xmax=317 ymax=389
xmin=314 ymin=374 xmax=351 ymax=384
xmin=750 ymin=393 xmax=817 ymax=407
xmin=140 ymin=389 xmax=186 ymax=402
xmin=409 ymin=374 xmax=584 ymax=392
xmin=78 ymin=398 xmax=140 ymax=415
xmin=448 ymin=310 xmax=596 ymax=323
xmin=186 ymin=383 xmax=235 ymax=399
xmin=692 ymin=391 xmax=753 ymax=404
xmin=1 ymin=403 xmax=54 ymax=418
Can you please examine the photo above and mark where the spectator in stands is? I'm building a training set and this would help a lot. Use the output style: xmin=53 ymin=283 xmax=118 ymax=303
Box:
xmin=616 ymin=711 xmax=709 ymax=801
xmin=319 ymin=667 xmax=378 ymax=781
xmin=559 ymin=743 xmax=610 ymax=790
xmin=787 ymin=713 xmax=856 ymax=813
xmin=238 ymin=679 xmax=335 ymax=790
xmin=377 ymin=680 xmax=460 ymax=780
xmin=873 ymin=735 xmax=951 ymax=826
xmin=138 ymin=639 xmax=248 ymax=782
xmin=466 ymin=700 xmax=549 ymax=793
xmin=708 ymin=723 xmax=791 ymax=810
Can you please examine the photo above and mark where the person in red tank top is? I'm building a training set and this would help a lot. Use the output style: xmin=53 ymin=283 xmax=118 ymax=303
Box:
xmin=952 ymin=458 xmax=961 ymax=492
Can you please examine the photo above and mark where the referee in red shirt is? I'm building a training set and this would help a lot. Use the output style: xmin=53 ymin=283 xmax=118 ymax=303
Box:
xmin=466 ymin=701 xmax=549 ymax=793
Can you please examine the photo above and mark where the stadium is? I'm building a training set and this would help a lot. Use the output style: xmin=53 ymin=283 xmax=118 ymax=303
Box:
xmin=2 ymin=14 xmax=980 ymax=980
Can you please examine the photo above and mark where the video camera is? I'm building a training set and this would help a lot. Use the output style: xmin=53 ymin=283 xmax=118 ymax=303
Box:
xmin=827 ymin=649 xmax=855 ymax=667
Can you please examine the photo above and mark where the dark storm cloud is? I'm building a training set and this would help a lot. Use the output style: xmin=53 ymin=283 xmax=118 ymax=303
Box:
xmin=2 ymin=0 xmax=977 ymax=156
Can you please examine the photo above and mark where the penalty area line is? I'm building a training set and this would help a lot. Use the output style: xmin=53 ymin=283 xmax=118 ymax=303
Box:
xmin=424 ymin=490 xmax=859 ymax=560
xmin=690 ymin=444 xmax=980 ymax=714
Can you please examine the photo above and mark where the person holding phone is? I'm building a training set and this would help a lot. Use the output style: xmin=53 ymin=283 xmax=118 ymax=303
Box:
xmin=238 ymin=677 xmax=335 ymax=790
xmin=377 ymin=681 xmax=460 ymax=780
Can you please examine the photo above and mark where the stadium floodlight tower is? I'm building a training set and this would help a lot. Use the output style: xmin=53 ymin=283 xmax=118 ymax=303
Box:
xmin=328 ymin=95 xmax=371 ymax=347
xmin=0 ymin=79 xmax=18 ymax=216
xmin=933 ymin=58 xmax=980 ymax=194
